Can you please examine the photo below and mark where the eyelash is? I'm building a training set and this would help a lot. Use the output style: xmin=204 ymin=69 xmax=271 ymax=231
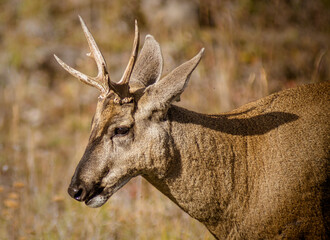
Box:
xmin=114 ymin=127 xmax=130 ymax=137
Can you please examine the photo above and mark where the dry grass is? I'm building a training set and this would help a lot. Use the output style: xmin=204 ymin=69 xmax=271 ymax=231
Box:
xmin=0 ymin=0 xmax=329 ymax=239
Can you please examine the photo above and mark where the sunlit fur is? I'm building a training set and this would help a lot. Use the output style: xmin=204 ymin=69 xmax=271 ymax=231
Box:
xmin=59 ymin=24 xmax=329 ymax=239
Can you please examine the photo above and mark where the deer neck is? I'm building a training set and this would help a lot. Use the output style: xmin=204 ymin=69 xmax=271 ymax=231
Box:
xmin=143 ymin=105 xmax=251 ymax=236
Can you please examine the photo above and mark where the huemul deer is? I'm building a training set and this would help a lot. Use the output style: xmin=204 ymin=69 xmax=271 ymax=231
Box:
xmin=54 ymin=17 xmax=329 ymax=239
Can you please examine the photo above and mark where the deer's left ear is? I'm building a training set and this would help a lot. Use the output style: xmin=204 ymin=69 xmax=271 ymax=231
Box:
xmin=129 ymin=35 xmax=163 ymax=94
xmin=138 ymin=48 xmax=204 ymax=119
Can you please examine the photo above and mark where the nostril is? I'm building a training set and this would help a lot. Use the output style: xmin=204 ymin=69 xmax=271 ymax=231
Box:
xmin=68 ymin=186 xmax=85 ymax=201
xmin=74 ymin=188 xmax=84 ymax=201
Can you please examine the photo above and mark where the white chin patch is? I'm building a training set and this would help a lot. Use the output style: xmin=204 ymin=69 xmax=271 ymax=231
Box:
xmin=85 ymin=195 xmax=108 ymax=208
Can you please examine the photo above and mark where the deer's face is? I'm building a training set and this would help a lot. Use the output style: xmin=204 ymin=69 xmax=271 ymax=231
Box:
xmin=68 ymin=91 xmax=179 ymax=207
xmin=68 ymin=95 xmax=135 ymax=207
xmin=54 ymin=17 xmax=203 ymax=207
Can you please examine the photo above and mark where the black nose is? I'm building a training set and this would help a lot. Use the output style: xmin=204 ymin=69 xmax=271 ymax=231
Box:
xmin=68 ymin=185 xmax=86 ymax=201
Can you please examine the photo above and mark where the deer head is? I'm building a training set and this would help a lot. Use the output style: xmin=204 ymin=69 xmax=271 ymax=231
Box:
xmin=55 ymin=16 xmax=204 ymax=208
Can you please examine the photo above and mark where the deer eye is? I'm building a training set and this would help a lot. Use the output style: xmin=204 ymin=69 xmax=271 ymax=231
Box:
xmin=114 ymin=127 xmax=130 ymax=137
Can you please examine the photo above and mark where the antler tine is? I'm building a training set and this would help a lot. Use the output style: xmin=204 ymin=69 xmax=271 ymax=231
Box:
xmin=54 ymin=17 xmax=139 ymax=100
xmin=54 ymin=54 xmax=105 ymax=92
xmin=54 ymin=16 xmax=115 ymax=97
xmin=118 ymin=20 xmax=140 ymax=85
xmin=78 ymin=16 xmax=111 ymax=95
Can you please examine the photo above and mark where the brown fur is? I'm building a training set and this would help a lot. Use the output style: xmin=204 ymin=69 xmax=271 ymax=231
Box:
xmin=55 ymin=20 xmax=329 ymax=239
xmin=145 ymin=83 xmax=329 ymax=239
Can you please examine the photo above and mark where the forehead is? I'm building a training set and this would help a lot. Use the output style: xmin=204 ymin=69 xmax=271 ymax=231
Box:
xmin=93 ymin=95 xmax=134 ymax=126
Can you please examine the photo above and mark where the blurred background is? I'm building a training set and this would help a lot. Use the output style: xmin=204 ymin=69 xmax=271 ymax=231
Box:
xmin=0 ymin=0 xmax=329 ymax=239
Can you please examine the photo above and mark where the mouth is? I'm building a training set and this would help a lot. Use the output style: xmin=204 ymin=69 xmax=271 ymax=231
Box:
xmin=84 ymin=187 xmax=106 ymax=208
xmin=85 ymin=177 xmax=132 ymax=208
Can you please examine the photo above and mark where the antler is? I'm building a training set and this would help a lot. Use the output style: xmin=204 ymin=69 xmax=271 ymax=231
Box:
xmin=108 ymin=19 xmax=139 ymax=98
xmin=54 ymin=16 xmax=140 ymax=99
xmin=54 ymin=16 xmax=113 ymax=98
xmin=119 ymin=20 xmax=139 ymax=85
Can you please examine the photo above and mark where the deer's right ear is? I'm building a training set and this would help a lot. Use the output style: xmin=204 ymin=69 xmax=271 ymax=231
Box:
xmin=138 ymin=48 xmax=204 ymax=120
xmin=129 ymin=35 xmax=163 ymax=93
